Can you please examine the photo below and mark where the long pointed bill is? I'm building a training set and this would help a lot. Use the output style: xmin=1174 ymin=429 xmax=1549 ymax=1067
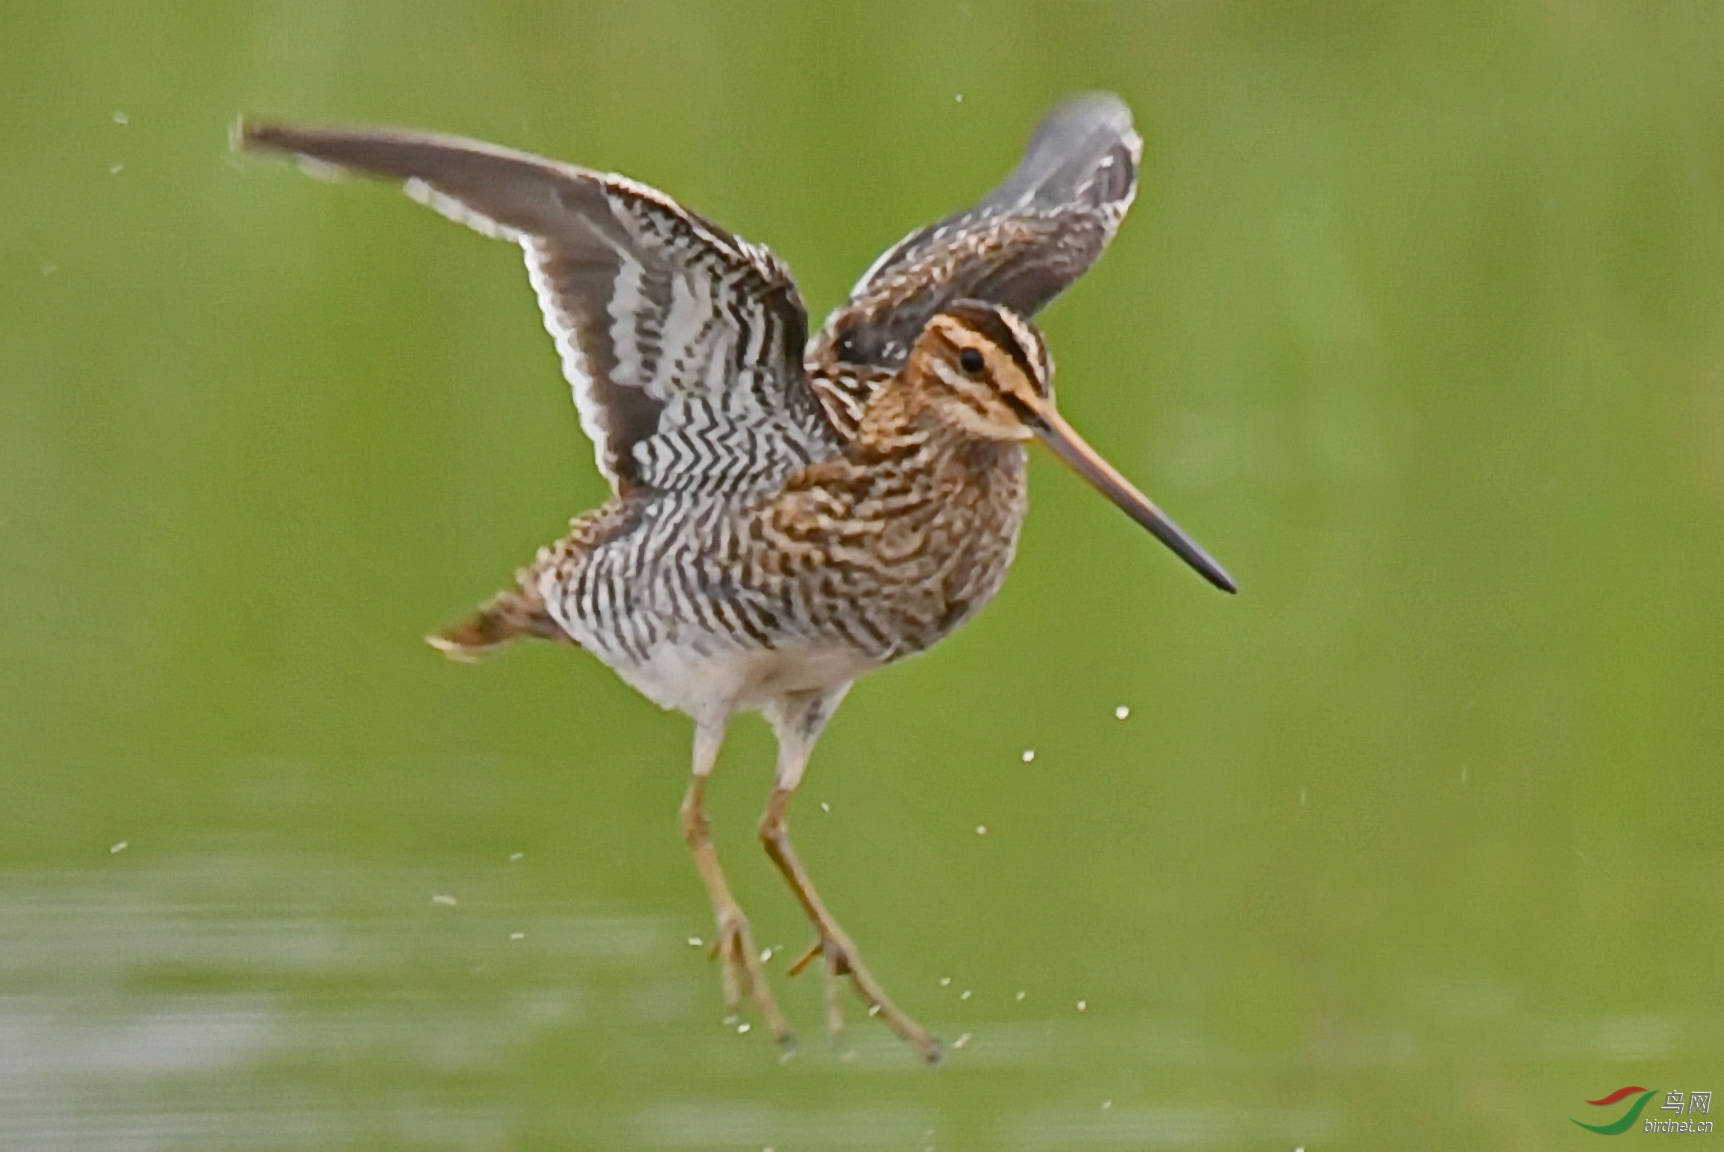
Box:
xmin=1029 ymin=400 xmax=1237 ymax=593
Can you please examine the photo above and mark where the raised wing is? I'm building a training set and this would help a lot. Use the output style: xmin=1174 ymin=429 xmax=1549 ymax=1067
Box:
xmin=811 ymin=93 xmax=1141 ymax=375
xmin=239 ymin=121 xmax=839 ymax=496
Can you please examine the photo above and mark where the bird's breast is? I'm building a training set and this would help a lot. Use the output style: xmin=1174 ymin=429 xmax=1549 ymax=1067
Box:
xmin=542 ymin=441 xmax=1029 ymax=719
xmin=755 ymin=436 xmax=1030 ymax=660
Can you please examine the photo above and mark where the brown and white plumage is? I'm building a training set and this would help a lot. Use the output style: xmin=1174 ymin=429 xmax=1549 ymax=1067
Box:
xmin=237 ymin=95 xmax=1232 ymax=1065
xmin=810 ymin=93 xmax=1140 ymax=394
xmin=241 ymin=123 xmax=836 ymax=496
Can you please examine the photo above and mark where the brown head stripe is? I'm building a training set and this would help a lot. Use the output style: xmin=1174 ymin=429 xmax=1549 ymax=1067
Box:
xmin=944 ymin=301 xmax=1048 ymax=395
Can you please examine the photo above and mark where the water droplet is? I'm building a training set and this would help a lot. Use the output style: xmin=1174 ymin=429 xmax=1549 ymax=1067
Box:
xmin=1114 ymin=705 xmax=1130 ymax=720
xmin=1076 ymin=999 xmax=1087 ymax=1012
xmin=509 ymin=931 xmax=525 ymax=941
xmin=1102 ymin=1099 xmax=1112 ymax=1110
xmin=759 ymin=947 xmax=772 ymax=963
xmin=953 ymin=1031 xmax=972 ymax=1048
xmin=960 ymin=990 xmax=972 ymax=1000
xmin=939 ymin=976 xmax=951 ymax=986
xmin=112 ymin=111 xmax=128 ymax=125
xmin=509 ymin=852 xmax=524 ymax=862
xmin=954 ymin=93 xmax=964 ymax=103
xmin=1015 ymin=990 xmax=1026 ymax=1002
xmin=1021 ymin=750 xmax=1035 ymax=763
xmin=687 ymin=936 xmax=704 ymax=947
xmin=820 ymin=801 xmax=830 ymax=813
xmin=432 ymin=894 xmax=457 ymax=906
xmin=737 ymin=1022 xmax=751 ymax=1034
xmin=109 ymin=841 xmax=128 ymax=854
xmin=108 ymin=162 xmax=124 ymax=175
xmin=975 ymin=825 xmax=987 ymax=836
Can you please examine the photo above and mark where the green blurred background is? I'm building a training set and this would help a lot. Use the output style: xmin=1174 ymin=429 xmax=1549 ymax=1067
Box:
xmin=2 ymin=1 xmax=1721 ymax=1148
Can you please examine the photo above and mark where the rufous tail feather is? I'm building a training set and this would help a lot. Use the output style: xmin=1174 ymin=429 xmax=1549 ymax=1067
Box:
xmin=427 ymin=581 xmax=570 ymax=661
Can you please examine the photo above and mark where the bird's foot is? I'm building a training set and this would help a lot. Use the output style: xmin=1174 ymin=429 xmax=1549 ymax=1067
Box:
xmin=709 ymin=910 xmax=794 ymax=1055
xmin=789 ymin=929 xmax=942 ymax=1065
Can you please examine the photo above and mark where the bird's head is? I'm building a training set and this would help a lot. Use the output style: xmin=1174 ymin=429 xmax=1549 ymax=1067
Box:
xmin=910 ymin=301 xmax=1054 ymax=443
xmin=909 ymin=300 xmax=1236 ymax=593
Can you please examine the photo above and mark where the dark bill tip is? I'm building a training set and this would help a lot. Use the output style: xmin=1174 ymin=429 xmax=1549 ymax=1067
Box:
xmin=1031 ymin=407 xmax=1237 ymax=594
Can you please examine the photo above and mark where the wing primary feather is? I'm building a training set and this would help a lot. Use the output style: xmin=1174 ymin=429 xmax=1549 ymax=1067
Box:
xmin=812 ymin=93 xmax=1141 ymax=377
xmin=238 ymin=118 xmax=835 ymax=494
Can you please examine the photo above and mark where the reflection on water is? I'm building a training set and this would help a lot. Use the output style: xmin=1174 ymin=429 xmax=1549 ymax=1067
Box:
xmin=0 ymin=842 xmax=1343 ymax=1148
xmin=2 ymin=844 xmax=1706 ymax=1149
xmin=0 ymin=844 xmax=625 ymax=1149
xmin=637 ymin=1104 xmax=935 ymax=1148
xmin=1011 ymin=1105 xmax=1336 ymax=1150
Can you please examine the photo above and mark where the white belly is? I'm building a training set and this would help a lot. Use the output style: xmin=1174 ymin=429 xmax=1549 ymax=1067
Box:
xmin=601 ymin=640 xmax=880 ymax=719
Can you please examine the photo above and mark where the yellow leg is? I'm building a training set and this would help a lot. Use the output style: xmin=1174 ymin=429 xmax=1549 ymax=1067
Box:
xmin=680 ymin=724 xmax=792 ymax=1052
xmin=759 ymin=689 xmax=941 ymax=1065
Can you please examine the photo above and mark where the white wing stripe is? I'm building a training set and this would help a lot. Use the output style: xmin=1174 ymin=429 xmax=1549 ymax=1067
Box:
xmin=523 ymin=242 xmax=612 ymax=481
xmin=403 ymin=179 xmax=518 ymax=242
xmin=605 ymin=238 xmax=649 ymax=392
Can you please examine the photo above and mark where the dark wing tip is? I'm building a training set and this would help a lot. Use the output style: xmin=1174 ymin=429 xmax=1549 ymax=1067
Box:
xmin=1036 ymin=92 xmax=1135 ymax=139
xmin=232 ymin=118 xmax=380 ymax=163
xmin=816 ymin=92 xmax=1144 ymax=371
xmin=231 ymin=117 xmax=383 ymax=184
xmin=231 ymin=116 xmax=319 ymax=162
xmin=232 ymin=117 xmax=357 ymax=179
xmin=1037 ymin=92 xmax=1138 ymax=157
xmin=232 ymin=116 xmax=295 ymax=155
xmin=995 ymin=91 xmax=1141 ymax=214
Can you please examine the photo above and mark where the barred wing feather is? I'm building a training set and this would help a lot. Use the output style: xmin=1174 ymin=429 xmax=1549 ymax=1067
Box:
xmin=812 ymin=93 xmax=1141 ymax=375
xmin=240 ymin=122 xmax=838 ymax=495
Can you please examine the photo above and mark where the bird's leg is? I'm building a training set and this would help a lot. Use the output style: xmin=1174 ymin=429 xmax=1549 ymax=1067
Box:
xmin=759 ymin=689 xmax=941 ymax=1065
xmin=680 ymin=720 xmax=792 ymax=1051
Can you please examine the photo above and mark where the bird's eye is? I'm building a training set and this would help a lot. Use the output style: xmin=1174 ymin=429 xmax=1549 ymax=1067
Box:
xmin=959 ymin=347 xmax=985 ymax=376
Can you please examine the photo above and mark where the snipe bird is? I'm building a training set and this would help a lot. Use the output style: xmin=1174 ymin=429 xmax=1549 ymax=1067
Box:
xmin=238 ymin=94 xmax=1235 ymax=1065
